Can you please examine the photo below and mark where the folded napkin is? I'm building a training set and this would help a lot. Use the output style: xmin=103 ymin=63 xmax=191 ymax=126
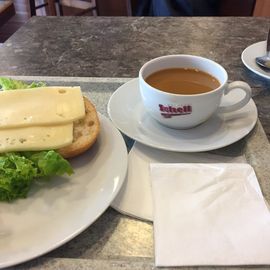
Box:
xmin=151 ymin=163 xmax=270 ymax=266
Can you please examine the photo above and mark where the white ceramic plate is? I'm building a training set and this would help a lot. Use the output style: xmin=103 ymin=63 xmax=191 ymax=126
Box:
xmin=107 ymin=78 xmax=258 ymax=152
xmin=112 ymin=142 xmax=246 ymax=221
xmin=241 ymin=40 xmax=270 ymax=79
xmin=0 ymin=114 xmax=128 ymax=269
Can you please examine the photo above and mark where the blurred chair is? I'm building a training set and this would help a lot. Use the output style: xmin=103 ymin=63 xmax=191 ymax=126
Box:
xmin=60 ymin=0 xmax=97 ymax=16
xmin=28 ymin=0 xmax=57 ymax=16
xmin=28 ymin=0 xmax=97 ymax=16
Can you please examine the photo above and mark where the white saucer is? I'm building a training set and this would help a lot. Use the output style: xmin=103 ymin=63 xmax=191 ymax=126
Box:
xmin=111 ymin=142 xmax=246 ymax=221
xmin=108 ymin=78 xmax=258 ymax=152
xmin=241 ymin=41 xmax=270 ymax=79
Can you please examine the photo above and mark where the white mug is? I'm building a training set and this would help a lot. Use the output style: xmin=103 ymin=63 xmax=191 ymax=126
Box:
xmin=139 ymin=55 xmax=251 ymax=129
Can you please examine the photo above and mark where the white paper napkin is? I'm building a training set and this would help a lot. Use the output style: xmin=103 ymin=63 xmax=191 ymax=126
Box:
xmin=151 ymin=163 xmax=270 ymax=266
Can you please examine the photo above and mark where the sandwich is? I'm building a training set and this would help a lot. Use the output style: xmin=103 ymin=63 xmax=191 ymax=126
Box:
xmin=0 ymin=78 xmax=100 ymax=202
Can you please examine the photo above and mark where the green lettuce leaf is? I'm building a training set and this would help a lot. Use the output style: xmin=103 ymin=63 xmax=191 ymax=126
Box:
xmin=25 ymin=151 xmax=73 ymax=177
xmin=0 ymin=77 xmax=46 ymax=91
xmin=0 ymin=78 xmax=74 ymax=202
xmin=0 ymin=153 xmax=37 ymax=201
xmin=0 ymin=151 xmax=73 ymax=201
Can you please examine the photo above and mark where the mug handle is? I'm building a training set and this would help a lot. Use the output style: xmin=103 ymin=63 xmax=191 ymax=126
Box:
xmin=218 ymin=81 xmax=252 ymax=113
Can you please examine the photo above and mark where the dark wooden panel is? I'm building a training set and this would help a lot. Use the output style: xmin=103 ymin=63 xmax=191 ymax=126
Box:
xmin=219 ymin=0 xmax=256 ymax=15
xmin=130 ymin=0 xmax=137 ymax=15
xmin=96 ymin=0 xmax=131 ymax=16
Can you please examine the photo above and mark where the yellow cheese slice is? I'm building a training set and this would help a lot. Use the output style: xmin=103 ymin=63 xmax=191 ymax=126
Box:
xmin=0 ymin=86 xmax=85 ymax=128
xmin=0 ymin=123 xmax=73 ymax=153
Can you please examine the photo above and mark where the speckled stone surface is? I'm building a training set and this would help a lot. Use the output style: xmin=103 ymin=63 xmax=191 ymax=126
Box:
xmin=3 ymin=77 xmax=269 ymax=270
xmin=0 ymin=17 xmax=270 ymax=140
xmin=0 ymin=17 xmax=269 ymax=82
xmin=12 ymin=258 xmax=155 ymax=270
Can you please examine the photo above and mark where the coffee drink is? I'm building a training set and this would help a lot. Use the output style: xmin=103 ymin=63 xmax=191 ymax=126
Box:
xmin=145 ymin=68 xmax=220 ymax=95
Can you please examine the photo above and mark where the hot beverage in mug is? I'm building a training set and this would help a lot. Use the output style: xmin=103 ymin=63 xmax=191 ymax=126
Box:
xmin=139 ymin=55 xmax=251 ymax=129
xmin=145 ymin=68 xmax=220 ymax=95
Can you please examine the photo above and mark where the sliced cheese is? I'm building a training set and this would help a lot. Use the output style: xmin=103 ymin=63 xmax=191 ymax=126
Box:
xmin=0 ymin=86 xmax=85 ymax=128
xmin=0 ymin=123 xmax=73 ymax=153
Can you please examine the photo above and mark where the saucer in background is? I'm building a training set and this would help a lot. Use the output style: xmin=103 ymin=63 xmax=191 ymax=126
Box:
xmin=241 ymin=41 xmax=270 ymax=79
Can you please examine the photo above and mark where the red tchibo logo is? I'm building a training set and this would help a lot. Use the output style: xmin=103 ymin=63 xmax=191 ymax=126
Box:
xmin=159 ymin=104 xmax=192 ymax=118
